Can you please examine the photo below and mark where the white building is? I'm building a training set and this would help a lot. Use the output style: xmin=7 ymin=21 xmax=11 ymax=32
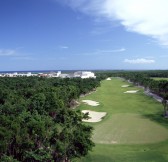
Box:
xmin=48 ymin=71 xmax=61 ymax=78
xmin=57 ymin=71 xmax=61 ymax=77
xmin=27 ymin=72 xmax=32 ymax=77
xmin=73 ymin=71 xmax=96 ymax=79
xmin=0 ymin=71 xmax=96 ymax=79
xmin=0 ymin=72 xmax=37 ymax=77
xmin=59 ymin=74 xmax=69 ymax=78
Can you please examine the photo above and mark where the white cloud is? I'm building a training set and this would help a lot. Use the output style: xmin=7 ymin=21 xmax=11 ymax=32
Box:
xmin=124 ymin=58 xmax=155 ymax=64
xmin=12 ymin=56 xmax=34 ymax=60
xmin=59 ymin=46 xmax=69 ymax=49
xmin=79 ymin=48 xmax=126 ymax=56
xmin=114 ymin=48 xmax=126 ymax=52
xmin=58 ymin=0 xmax=168 ymax=46
xmin=97 ymin=48 xmax=126 ymax=53
xmin=0 ymin=49 xmax=16 ymax=56
xmin=0 ymin=48 xmax=34 ymax=60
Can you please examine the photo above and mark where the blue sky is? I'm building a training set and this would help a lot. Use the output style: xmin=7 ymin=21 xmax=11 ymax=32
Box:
xmin=0 ymin=0 xmax=168 ymax=71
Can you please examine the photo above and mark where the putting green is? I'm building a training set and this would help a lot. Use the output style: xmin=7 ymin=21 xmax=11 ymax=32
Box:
xmin=93 ymin=113 xmax=168 ymax=144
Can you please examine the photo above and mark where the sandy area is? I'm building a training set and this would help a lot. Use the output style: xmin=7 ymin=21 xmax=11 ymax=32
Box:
xmin=106 ymin=78 xmax=111 ymax=80
xmin=82 ymin=110 xmax=107 ymax=122
xmin=121 ymin=85 xmax=130 ymax=87
xmin=124 ymin=90 xmax=139 ymax=93
xmin=82 ymin=100 xmax=100 ymax=106
xmin=111 ymin=140 xmax=118 ymax=144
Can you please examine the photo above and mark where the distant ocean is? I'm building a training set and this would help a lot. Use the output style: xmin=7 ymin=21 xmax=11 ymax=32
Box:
xmin=0 ymin=69 xmax=123 ymax=74
xmin=0 ymin=70 xmax=100 ymax=74
xmin=0 ymin=70 xmax=74 ymax=74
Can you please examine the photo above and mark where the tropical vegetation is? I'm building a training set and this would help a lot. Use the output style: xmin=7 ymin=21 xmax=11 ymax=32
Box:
xmin=0 ymin=77 xmax=100 ymax=161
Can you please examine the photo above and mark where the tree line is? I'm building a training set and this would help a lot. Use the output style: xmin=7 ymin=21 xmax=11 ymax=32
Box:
xmin=0 ymin=77 xmax=100 ymax=162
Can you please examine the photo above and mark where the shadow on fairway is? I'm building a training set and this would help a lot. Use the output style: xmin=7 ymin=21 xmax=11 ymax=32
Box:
xmin=143 ymin=113 xmax=168 ymax=128
xmin=76 ymin=154 xmax=115 ymax=162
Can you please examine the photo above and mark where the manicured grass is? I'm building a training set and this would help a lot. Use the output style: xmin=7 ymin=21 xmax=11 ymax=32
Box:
xmin=74 ymin=142 xmax=168 ymax=162
xmin=93 ymin=113 xmax=168 ymax=144
xmin=151 ymin=77 xmax=168 ymax=81
xmin=74 ymin=78 xmax=168 ymax=162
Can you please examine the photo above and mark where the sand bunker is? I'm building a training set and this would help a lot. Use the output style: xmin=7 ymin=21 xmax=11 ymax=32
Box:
xmin=82 ymin=100 xmax=100 ymax=106
xmin=121 ymin=85 xmax=130 ymax=87
xmin=106 ymin=78 xmax=111 ymax=80
xmin=111 ymin=140 xmax=118 ymax=144
xmin=124 ymin=90 xmax=139 ymax=93
xmin=82 ymin=110 xmax=107 ymax=122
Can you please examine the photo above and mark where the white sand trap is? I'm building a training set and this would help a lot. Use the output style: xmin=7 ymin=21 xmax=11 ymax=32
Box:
xmin=82 ymin=110 xmax=107 ymax=122
xmin=121 ymin=85 xmax=130 ymax=87
xmin=124 ymin=90 xmax=139 ymax=93
xmin=111 ymin=140 xmax=118 ymax=144
xmin=82 ymin=100 xmax=100 ymax=106
xmin=106 ymin=78 xmax=111 ymax=80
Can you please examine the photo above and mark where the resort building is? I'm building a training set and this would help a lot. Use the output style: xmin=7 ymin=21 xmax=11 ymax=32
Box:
xmin=0 ymin=71 xmax=96 ymax=79
xmin=73 ymin=71 xmax=96 ymax=79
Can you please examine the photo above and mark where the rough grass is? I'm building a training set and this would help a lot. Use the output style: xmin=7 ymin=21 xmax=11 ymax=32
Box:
xmin=74 ymin=78 xmax=168 ymax=162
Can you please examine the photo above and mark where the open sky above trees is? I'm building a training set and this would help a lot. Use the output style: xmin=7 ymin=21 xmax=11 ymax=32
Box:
xmin=0 ymin=0 xmax=168 ymax=71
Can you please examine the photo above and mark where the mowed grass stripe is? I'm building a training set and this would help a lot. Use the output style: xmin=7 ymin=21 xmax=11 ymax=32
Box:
xmin=93 ymin=113 xmax=168 ymax=144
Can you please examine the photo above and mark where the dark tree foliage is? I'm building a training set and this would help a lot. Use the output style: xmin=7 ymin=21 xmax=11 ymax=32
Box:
xmin=0 ymin=77 xmax=99 ymax=162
